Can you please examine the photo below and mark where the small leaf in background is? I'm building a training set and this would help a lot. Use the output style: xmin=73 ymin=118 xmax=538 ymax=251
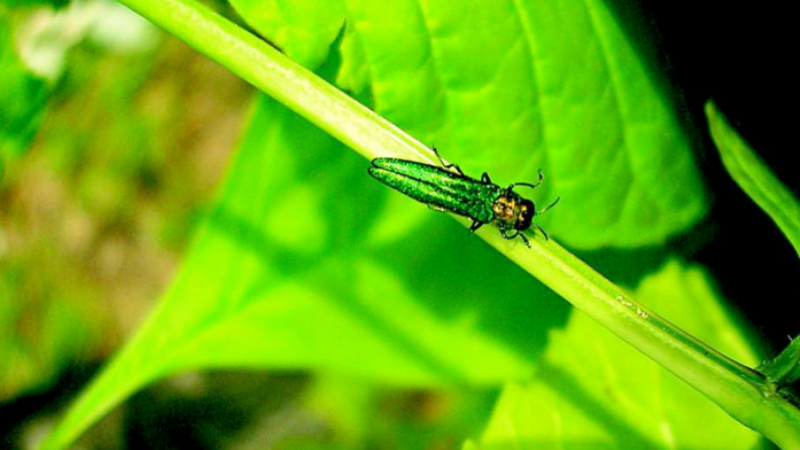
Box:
xmin=1 ymin=0 xmax=159 ymax=170
xmin=13 ymin=0 xmax=160 ymax=83
xmin=41 ymin=94 xmax=570 ymax=450
xmin=232 ymin=0 xmax=708 ymax=249
xmin=706 ymin=101 xmax=800 ymax=261
xmin=1 ymin=0 xmax=71 ymax=9
xmin=471 ymin=260 xmax=761 ymax=449
xmin=0 ymin=14 xmax=50 ymax=164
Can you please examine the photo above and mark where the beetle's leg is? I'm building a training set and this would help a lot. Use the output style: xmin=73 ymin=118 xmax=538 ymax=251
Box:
xmin=501 ymin=228 xmax=531 ymax=248
xmin=469 ymin=220 xmax=485 ymax=233
xmin=537 ymin=196 xmax=561 ymax=216
xmin=510 ymin=169 xmax=544 ymax=191
xmin=530 ymin=169 xmax=544 ymax=188
xmin=427 ymin=203 xmax=446 ymax=212
xmin=432 ymin=145 xmax=465 ymax=176
xmin=533 ymin=223 xmax=550 ymax=241
xmin=527 ymin=196 xmax=558 ymax=241
xmin=481 ymin=172 xmax=492 ymax=184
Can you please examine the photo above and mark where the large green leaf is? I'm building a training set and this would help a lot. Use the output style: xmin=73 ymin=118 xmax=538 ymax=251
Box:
xmin=41 ymin=94 xmax=570 ymax=450
xmin=470 ymin=260 xmax=761 ymax=450
xmin=231 ymin=0 xmax=707 ymax=249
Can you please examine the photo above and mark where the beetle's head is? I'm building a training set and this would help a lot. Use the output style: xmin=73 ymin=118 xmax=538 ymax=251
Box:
xmin=515 ymin=198 xmax=536 ymax=231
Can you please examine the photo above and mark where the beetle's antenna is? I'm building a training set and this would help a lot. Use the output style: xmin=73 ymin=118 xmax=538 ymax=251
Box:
xmin=537 ymin=196 xmax=560 ymax=216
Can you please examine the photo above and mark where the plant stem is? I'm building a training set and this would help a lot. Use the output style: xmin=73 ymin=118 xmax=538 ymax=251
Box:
xmin=760 ymin=336 xmax=800 ymax=387
xmin=117 ymin=0 xmax=433 ymax=165
xmin=88 ymin=0 xmax=800 ymax=448
xmin=707 ymin=102 xmax=800 ymax=392
xmin=486 ymin=234 xmax=800 ymax=448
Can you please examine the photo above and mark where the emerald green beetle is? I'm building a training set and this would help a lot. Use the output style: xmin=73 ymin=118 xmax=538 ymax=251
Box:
xmin=368 ymin=149 xmax=559 ymax=246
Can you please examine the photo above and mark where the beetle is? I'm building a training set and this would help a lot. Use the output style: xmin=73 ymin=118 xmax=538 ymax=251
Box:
xmin=367 ymin=149 xmax=558 ymax=246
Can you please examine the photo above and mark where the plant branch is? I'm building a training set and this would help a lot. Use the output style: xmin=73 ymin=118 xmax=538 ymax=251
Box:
xmin=115 ymin=0 xmax=433 ymax=165
xmin=761 ymin=336 xmax=800 ymax=387
xmin=46 ymin=0 xmax=800 ymax=448
xmin=707 ymin=101 xmax=800 ymax=393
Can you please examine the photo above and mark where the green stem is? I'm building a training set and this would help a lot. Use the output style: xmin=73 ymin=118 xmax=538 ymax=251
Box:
xmin=707 ymin=102 xmax=800 ymax=393
xmin=761 ymin=335 xmax=800 ymax=387
xmin=487 ymin=235 xmax=800 ymax=449
xmin=116 ymin=0 xmax=431 ymax=165
xmin=57 ymin=0 xmax=800 ymax=448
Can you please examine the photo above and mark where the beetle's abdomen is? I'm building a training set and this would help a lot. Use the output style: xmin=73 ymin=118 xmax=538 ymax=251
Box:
xmin=369 ymin=159 xmax=501 ymax=223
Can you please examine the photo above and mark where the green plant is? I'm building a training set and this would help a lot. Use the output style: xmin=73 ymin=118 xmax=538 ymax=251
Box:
xmin=2 ymin=0 xmax=799 ymax=449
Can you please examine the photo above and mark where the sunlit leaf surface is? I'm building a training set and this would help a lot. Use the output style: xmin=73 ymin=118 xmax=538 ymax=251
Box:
xmin=231 ymin=0 xmax=708 ymax=249
xmin=471 ymin=260 xmax=760 ymax=450
xmin=42 ymin=94 xmax=570 ymax=449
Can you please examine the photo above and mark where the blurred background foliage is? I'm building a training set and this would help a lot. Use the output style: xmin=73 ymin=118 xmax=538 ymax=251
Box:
xmin=1 ymin=0 xmax=798 ymax=449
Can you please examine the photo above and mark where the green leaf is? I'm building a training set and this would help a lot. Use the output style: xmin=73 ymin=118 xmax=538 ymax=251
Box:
xmin=760 ymin=337 xmax=800 ymax=388
xmin=706 ymin=101 xmax=800 ymax=388
xmin=0 ymin=13 xmax=50 ymax=166
xmin=228 ymin=0 xmax=345 ymax=68
xmin=706 ymin=101 xmax=800 ymax=262
xmin=237 ymin=0 xmax=707 ymax=249
xmin=1 ymin=0 xmax=70 ymax=9
xmin=41 ymin=94 xmax=570 ymax=450
xmin=335 ymin=20 xmax=370 ymax=96
xmin=471 ymin=260 xmax=761 ymax=449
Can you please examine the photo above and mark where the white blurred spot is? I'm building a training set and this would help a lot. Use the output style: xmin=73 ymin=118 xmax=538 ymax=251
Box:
xmin=15 ymin=0 xmax=161 ymax=82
